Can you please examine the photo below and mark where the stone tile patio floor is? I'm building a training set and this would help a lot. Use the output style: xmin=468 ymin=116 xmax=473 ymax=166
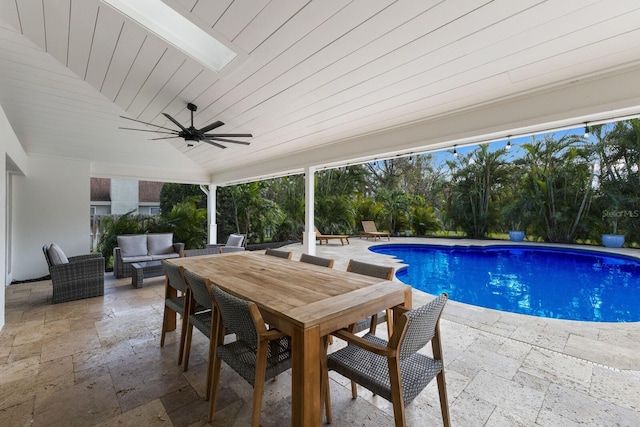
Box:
xmin=1 ymin=237 xmax=639 ymax=426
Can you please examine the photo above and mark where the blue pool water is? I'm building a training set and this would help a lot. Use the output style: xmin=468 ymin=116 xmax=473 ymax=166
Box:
xmin=370 ymin=244 xmax=640 ymax=322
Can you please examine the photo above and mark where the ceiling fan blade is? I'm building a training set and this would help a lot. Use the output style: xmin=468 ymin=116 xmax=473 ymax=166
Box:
xmin=206 ymin=137 xmax=250 ymax=146
xmin=162 ymin=113 xmax=189 ymax=132
xmin=203 ymin=139 xmax=227 ymax=149
xmin=203 ymin=133 xmax=252 ymax=138
xmin=119 ymin=127 xmax=178 ymax=135
xmin=198 ymin=120 xmax=224 ymax=133
xmin=119 ymin=115 xmax=176 ymax=132
xmin=149 ymin=136 xmax=183 ymax=140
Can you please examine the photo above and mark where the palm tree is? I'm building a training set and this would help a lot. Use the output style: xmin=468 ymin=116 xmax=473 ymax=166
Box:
xmin=518 ymin=134 xmax=595 ymax=243
xmin=445 ymin=145 xmax=509 ymax=238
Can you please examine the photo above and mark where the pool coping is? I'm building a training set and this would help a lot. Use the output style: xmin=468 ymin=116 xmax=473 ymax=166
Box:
xmin=281 ymin=236 xmax=640 ymax=372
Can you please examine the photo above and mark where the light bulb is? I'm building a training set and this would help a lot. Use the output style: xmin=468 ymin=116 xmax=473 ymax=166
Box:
xmin=506 ymin=139 xmax=511 ymax=150
xmin=584 ymin=124 xmax=590 ymax=138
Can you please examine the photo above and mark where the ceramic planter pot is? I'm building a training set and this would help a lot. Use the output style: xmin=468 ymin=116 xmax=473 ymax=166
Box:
xmin=508 ymin=231 xmax=525 ymax=242
xmin=602 ymin=234 xmax=625 ymax=248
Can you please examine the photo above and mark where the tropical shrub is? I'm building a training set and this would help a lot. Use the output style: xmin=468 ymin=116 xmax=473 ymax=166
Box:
xmin=410 ymin=196 xmax=440 ymax=235
xmin=519 ymin=135 xmax=595 ymax=243
xmin=445 ymin=145 xmax=509 ymax=238
xmin=157 ymin=199 xmax=207 ymax=249
xmin=97 ymin=211 xmax=154 ymax=265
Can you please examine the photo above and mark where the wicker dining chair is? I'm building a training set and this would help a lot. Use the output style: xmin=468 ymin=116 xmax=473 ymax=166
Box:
xmin=299 ymin=253 xmax=335 ymax=268
xmin=265 ymin=248 xmax=293 ymax=259
xmin=208 ymin=283 xmax=292 ymax=426
xmin=160 ymin=260 xmax=193 ymax=365
xmin=324 ymin=293 xmax=450 ymax=427
xmin=181 ymin=269 xmax=218 ymax=399
xmin=346 ymin=259 xmax=395 ymax=336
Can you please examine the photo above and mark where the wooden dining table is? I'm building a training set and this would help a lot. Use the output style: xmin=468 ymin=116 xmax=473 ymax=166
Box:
xmin=168 ymin=251 xmax=412 ymax=426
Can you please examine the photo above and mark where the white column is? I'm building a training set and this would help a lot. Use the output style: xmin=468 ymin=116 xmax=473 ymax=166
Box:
xmin=208 ymin=184 xmax=217 ymax=245
xmin=303 ymin=166 xmax=316 ymax=255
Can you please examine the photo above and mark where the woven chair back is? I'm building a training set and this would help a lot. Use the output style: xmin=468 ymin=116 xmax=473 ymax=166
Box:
xmin=211 ymin=286 xmax=259 ymax=349
xmin=162 ymin=260 xmax=187 ymax=293
xmin=183 ymin=269 xmax=213 ymax=310
xmin=265 ymin=248 xmax=292 ymax=259
xmin=399 ymin=293 xmax=448 ymax=359
xmin=299 ymin=253 xmax=334 ymax=268
xmin=347 ymin=259 xmax=394 ymax=280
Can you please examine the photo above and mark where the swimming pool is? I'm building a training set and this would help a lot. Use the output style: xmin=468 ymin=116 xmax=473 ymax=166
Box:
xmin=370 ymin=244 xmax=640 ymax=322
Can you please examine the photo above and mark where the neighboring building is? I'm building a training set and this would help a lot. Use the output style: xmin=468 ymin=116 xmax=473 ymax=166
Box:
xmin=90 ymin=178 xmax=163 ymax=250
xmin=90 ymin=178 xmax=163 ymax=217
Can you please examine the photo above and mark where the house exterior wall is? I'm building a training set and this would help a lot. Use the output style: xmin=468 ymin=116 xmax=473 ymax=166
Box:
xmin=13 ymin=155 xmax=90 ymax=281
xmin=1 ymin=104 xmax=28 ymax=330
xmin=110 ymin=178 xmax=139 ymax=214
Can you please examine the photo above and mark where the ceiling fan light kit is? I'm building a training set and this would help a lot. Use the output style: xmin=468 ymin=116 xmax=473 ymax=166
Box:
xmin=120 ymin=103 xmax=252 ymax=148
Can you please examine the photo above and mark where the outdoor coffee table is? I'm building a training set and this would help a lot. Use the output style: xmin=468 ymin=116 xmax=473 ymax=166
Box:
xmin=131 ymin=260 xmax=164 ymax=288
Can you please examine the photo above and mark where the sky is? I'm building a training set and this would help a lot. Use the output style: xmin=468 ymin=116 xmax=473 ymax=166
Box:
xmin=426 ymin=123 xmax=606 ymax=167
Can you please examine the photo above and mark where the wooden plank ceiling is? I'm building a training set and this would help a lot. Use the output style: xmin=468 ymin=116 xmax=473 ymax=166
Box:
xmin=1 ymin=0 xmax=640 ymax=183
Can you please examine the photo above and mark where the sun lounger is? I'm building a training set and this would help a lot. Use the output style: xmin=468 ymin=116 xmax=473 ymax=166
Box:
xmin=315 ymin=226 xmax=350 ymax=246
xmin=360 ymin=220 xmax=391 ymax=241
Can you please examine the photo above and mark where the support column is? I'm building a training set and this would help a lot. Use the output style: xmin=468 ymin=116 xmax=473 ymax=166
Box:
xmin=201 ymin=184 xmax=217 ymax=245
xmin=303 ymin=166 xmax=316 ymax=255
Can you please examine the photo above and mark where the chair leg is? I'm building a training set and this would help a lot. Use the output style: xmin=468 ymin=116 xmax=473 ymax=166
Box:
xmin=369 ymin=313 xmax=378 ymax=335
xmin=160 ymin=306 xmax=169 ymax=347
xmin=179 ymin=292 xmax=192 ymax=366
xmin=178 ymin=311 xmax=188 ymax=365
xmin=205 ymin=333 xmax=216 ymax=401
xmin=251 ymin=344 xmax=269 ymax=427
xmin=385 ymin=308 xmax=393 ymax=340
xmin=436 ymin=370 xmax=451 ymax=427
xmin=208 ymin=319 xmax=225 ymax=421
xmin=183 ymin=323 xmax=193 ymax=372
xmin=388 ymin=357 xmax=406 ymax=427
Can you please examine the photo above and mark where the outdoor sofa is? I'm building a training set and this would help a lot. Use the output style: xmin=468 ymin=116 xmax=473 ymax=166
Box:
xmin=113 ymin=233 xmax=184 ymax=278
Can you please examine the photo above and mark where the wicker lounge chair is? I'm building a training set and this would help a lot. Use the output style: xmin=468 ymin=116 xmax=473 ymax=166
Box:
xmin=360 ymin=220 xmax=391 ymax=241
xmin=324 ymin=293 xmax=450 ymax=427
xmin=314 ymin=226 xmax=350 ymax=246
xmin=42 ymin=243 xmax=105 ymax=304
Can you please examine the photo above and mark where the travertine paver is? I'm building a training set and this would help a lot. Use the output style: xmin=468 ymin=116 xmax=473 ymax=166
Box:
xmin=1 ymin=237 xmax=639 ymax=426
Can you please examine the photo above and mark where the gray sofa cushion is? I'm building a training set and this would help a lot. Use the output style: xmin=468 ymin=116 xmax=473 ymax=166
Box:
xmin=48 ymin=243 xmax=69 ymax=265
xmin=147 ymin=233 xmax=174 ymax=255
xmin=118 ymin=235 xmax=148 ymax=257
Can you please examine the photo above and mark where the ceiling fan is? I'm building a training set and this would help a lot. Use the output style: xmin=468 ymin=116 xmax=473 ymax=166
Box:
xmin=119 ymin=103 xmax=252 ymax=148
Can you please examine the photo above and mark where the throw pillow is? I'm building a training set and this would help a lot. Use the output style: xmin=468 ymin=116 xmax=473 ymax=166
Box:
xmin=117 ymin=235 xmax=148 ymax=257
xmin=48 ymin=243 xmax=69 ymax=265
xmin=226 ymin=234 xmax=244 ymax=247
xmin=147 ymin=233 xmax=174 ymax=255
